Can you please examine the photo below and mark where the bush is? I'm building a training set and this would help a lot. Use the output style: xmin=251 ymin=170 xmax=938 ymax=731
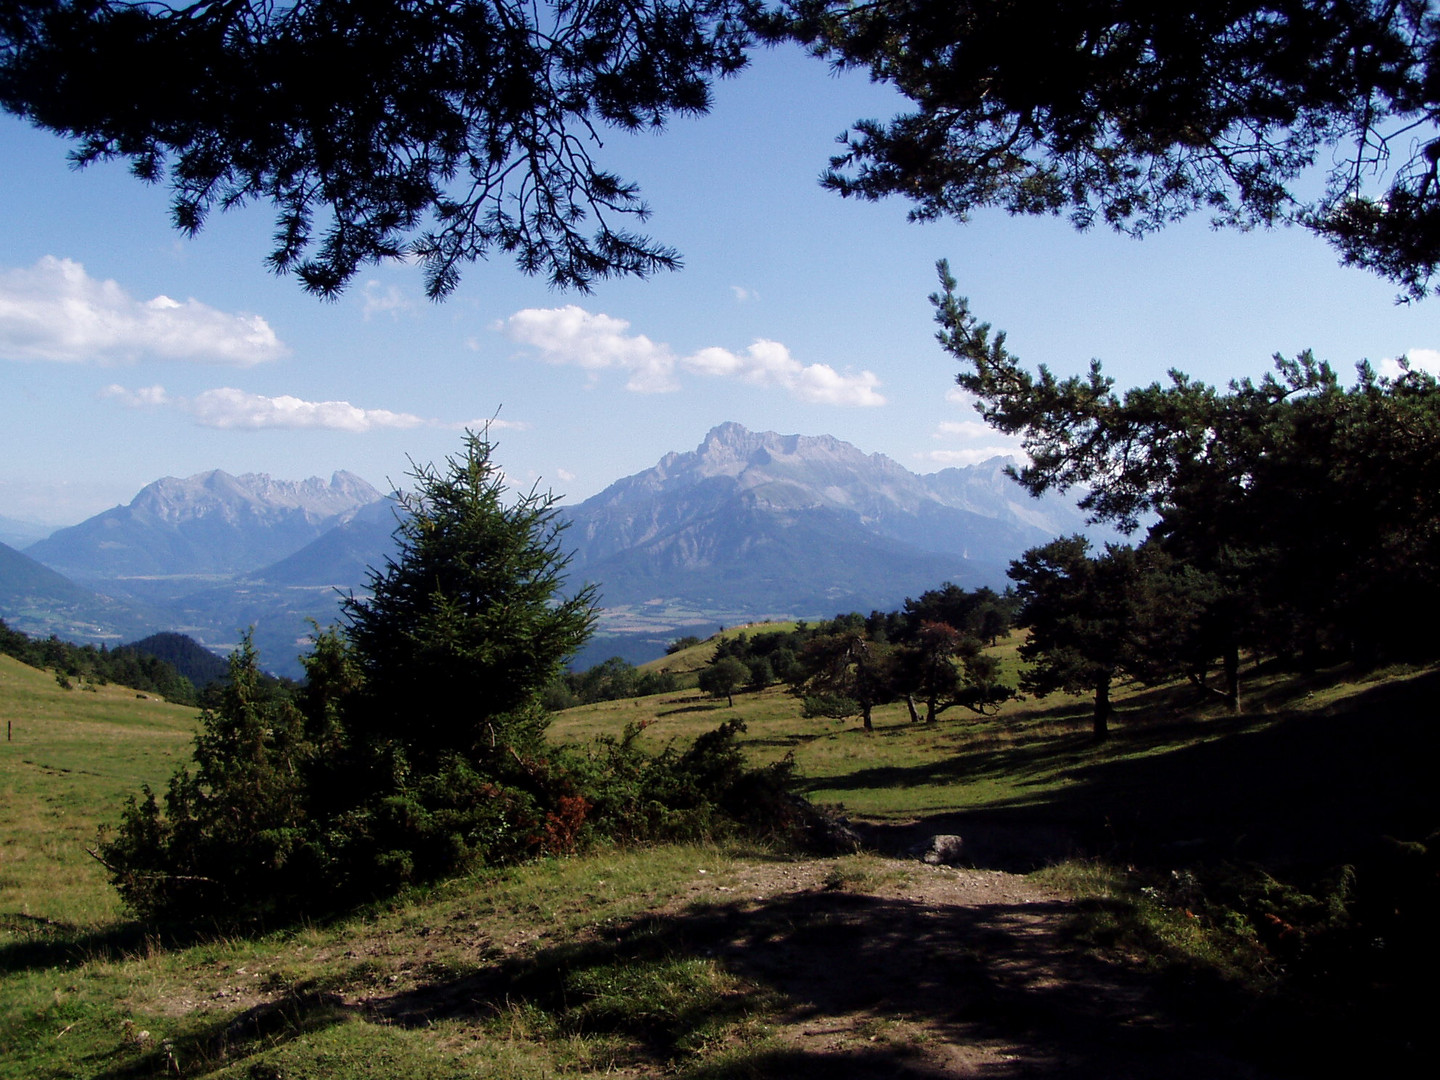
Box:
xmin=99 ymin=637 xmax=317 ymax=920
xmin=566 ymin=720 xmax=799 ymax=847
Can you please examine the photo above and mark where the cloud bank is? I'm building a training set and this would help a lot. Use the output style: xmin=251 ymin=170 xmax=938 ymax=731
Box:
xmin=501 ymin=305 xmax=885 ymax=406
xmin=915 ymin=390 xmax=1027 ymax=467
xmin=102 ymin=384 xmax=513 ymax=433
xmin=0 ymin=256 xmax=286 ymax=365
xmin=1379 ymin=347 xmax=1440 ymax=379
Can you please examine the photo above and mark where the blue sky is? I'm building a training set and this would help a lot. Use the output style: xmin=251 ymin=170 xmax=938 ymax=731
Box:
xmin=2 ymin=43 xmax=1436 ymax=528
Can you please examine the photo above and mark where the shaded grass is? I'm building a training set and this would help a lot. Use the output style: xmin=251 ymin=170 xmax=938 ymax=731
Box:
xmin=549 ymin=652 xmax=1440 ymax=1076
xmin=1 ymin=845 xmax=789 ymax=1080
xmin=553 ymin=654 xmax=1440 ymax=871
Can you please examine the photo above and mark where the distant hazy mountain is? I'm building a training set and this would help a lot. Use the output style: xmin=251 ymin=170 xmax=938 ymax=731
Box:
xmin=8 ymin=429 xmax=1115 ymax=675
xmin=0 ymin=514 xmax=52 ymax=549
xmin=561 ymin=422 xmax=1101 ymax=618
xmin=249 ymin=496 xmax=401 ymax=588
xmin=0 ymin=540 xmax=157 ymax=644
xmin=27 ymin=469 xmax=383 ymax=581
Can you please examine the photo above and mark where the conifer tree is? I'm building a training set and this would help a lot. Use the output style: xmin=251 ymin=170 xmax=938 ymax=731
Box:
xmin=342 ymin=430 xmax=597 ymax=770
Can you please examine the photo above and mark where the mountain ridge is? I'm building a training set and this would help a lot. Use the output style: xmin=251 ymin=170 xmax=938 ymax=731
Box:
xmin=7 ymin=425 xmax=1111 ymax=675
xmin=561 ymin=422 xmax=1102 ymax=617
xmin=27 ymin=469 xmax=385 ymax=580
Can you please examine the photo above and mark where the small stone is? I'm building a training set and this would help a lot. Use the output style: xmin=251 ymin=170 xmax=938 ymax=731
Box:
xmin=911 ymin=834 xmax=966 ymax=866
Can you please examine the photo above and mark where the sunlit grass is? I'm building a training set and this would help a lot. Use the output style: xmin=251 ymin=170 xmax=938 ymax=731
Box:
xmin=0 ymin=655 xmax=198 ymax=927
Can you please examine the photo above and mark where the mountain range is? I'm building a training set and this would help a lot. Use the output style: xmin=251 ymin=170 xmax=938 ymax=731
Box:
xmin=560 ymin=422 xmax=1094 ymax=636
xmin=28 ymin=469 xmax=382 ymax=585
xmin=1 ymin=424 xmax=1112 ymax=675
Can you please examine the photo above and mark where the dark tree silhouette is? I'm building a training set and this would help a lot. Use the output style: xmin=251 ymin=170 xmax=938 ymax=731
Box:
xmin=933 ymin=260 xmax=1440 ymax=683
xmin=6 ymin=3 xmax=1439 ymax=296
xmin=0 ymin=1 xmax=757 ymax=296
xmin=782 ymin=0 xmax=1440 ymax=299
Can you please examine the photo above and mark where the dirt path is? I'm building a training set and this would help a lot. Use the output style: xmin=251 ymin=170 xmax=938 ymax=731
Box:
xmin=647 ymin=854 xmax=1274 ymax=1079
xmin=171 ymin=851 xmax=1275 ymax=1078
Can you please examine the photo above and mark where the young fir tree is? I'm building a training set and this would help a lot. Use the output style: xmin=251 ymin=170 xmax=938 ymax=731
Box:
xmin=342 ymin=431 xmax=597 ymax=771
xmin=101 ymin=433 xmax=601 ymax=916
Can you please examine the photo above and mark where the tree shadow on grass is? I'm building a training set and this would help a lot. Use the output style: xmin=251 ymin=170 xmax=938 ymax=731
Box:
xmin=0 ymin=914 xmax=278 ymax=978
xmin=812 ymin=669 xmax=1440 ymax=873
xmin=656 ymin=703 xmax=729 ymax=718
xmin=89 ymin=882 xmax=1272 ymax=1080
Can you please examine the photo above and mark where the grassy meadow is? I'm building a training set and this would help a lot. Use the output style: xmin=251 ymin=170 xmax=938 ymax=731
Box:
xmin=3 ymin=633 xmax=1437 ymax=1078
xmin=0 ymin=655 xmax=199 ymax=928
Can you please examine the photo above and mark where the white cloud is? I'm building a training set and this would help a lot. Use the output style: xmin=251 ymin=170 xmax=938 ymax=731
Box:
xmin=730 ymin=285 xmax=758 ymax=303
xmin=100 ymin=384 xmax=171 ymax=408
xmin=917 ymin=391 xmax=1026 ymax=467
xmin=503 ymin=305 xmax=677 ymax=392
xmin=681 ymin=339 xmax=884 ymax=406
xmin=102 ymin=384 xmax=517 ymax=433
xmin=1379 ymin=347 xmax=1440 ymax=379
xmin=917 ymin=447 xmax=1024 ymax=467
xmin=0 ymin=256 xmax=285 ymax=365
xmin=935 ymin=419 xmax=996 ymax=440
xmin=361 ymin=280 xmax=416 ymax=321
xmin=186 ymin=389 xmax=430 ymax=431
xmin=501 ymin=306 xmax=884 ymax=405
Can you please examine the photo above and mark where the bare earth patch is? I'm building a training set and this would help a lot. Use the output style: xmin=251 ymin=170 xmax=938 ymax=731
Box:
xmin=133 ymin=853 xmax=1276 ymax=1078
xmin=641 ymin=856 xmax=1273 ymax=1078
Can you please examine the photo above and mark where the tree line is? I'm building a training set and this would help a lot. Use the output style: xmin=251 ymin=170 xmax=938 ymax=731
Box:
xmin=0 ymin=618 xmax=200 ymax=705
xmin=650 ymin=586 xmax=1015 ymax=728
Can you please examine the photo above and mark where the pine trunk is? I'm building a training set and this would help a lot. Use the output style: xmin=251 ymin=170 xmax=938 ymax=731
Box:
xmin=1223 ymin=644 xmax=1242 ymax=714
xmin=1093 ymin=676 xmax=1112 ymax=741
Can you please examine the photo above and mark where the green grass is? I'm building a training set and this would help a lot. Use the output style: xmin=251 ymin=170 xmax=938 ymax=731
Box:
xmin=555 ymin=646 xmax=1440 ymax=861
xmin=0 ymin=655 xmax=199 ymax=927
xmin=556 ymin=640 xmax=1220 ymax=820
xmin=4 ymin=643 xmax=1438 ymax=1079
xmin=1 ymin=841 xmax=785 ymax=1080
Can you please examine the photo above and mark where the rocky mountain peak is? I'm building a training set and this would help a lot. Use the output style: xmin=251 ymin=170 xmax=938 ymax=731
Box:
xmin=129 ymin=469 xmax=382 ymax=523
xmin=695 ymin=422 xmax=864 ymax=468
xmin=26 ymin=468 xmax=385 ymax=579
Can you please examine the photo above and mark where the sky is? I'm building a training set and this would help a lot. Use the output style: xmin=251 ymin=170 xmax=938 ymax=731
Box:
xmin=2 ymin=43 xmax=1437 ymax=529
